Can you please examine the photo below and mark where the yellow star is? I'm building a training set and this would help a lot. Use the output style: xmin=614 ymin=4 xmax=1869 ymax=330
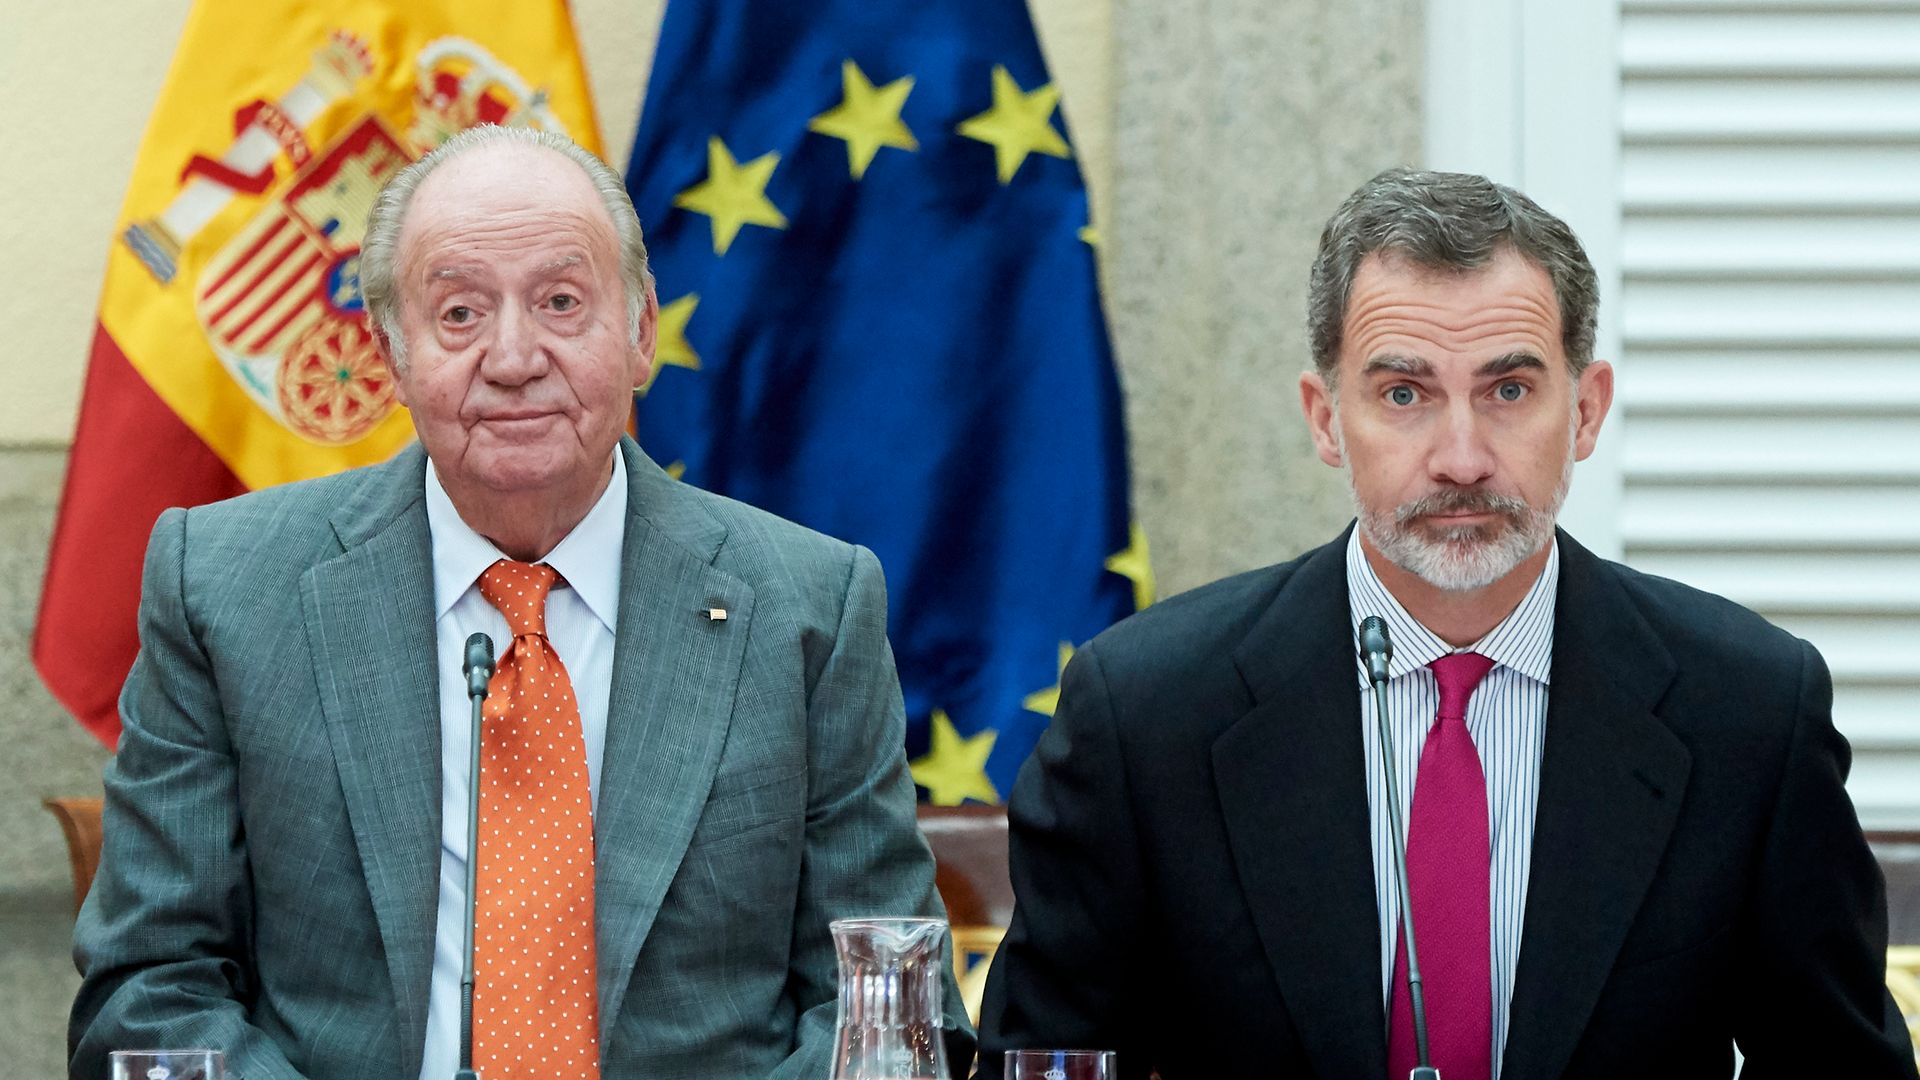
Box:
xmin=808 ymin=59 xmax=919 ymax=180
xmin=1022 ymin=642 xmax=1075 ymax=717
xmin=665 ymin=461 xmax=686 ymax=481
xmin=1078 ymin=224 xmax=1100 ymax=247
xmin=910 ymin=708 xmax=999 ymax=806
xmin=673 ymin=137 xmax=788 ymax=255
xmin=1105 ymin=522 xmax=1155 ymax=610
xmin=955 ymin=65 xmax=1071 ymax=184
xmin=638 ymin=293 xmax=700 ymax=395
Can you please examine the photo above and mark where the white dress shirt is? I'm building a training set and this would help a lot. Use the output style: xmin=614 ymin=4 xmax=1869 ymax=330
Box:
xmin=417 ymin=453 xmax=626 ymax=1080
xmin=1347 ymin=528 xmax=1558 ymax=1080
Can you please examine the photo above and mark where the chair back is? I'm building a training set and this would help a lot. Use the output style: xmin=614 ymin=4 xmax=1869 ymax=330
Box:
xmin=919 ymin=804 xmax=1012 ymax=1025
xmin=918 ymin=803 xmax=1013 ymax=927
xmin=43 ymin=796 xmax=104 ymax=913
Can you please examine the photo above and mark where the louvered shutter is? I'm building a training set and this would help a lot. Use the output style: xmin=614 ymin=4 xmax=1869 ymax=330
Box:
xmin=1617 ymin=0 xmax=1920 ymax=827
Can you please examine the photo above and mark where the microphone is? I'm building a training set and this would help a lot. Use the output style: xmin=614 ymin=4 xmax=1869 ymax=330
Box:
xmin=457 ymin=632 xmax=495 ymax=1080
xmin=1358 ymin=615 xmax=1393 ymax=685
xmin=1358 ymin=617 xmax=1439 ymax=1080
xmin=465 ymin=633 xmax=494 ymax=698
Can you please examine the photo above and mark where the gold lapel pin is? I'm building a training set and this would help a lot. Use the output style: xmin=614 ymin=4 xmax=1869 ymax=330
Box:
xmin=702 ymin=607 xmax=728 ymax=622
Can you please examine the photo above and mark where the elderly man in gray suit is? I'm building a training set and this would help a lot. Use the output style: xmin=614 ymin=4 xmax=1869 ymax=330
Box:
xmin=70 ymin=125 xmax=970 ymax=1079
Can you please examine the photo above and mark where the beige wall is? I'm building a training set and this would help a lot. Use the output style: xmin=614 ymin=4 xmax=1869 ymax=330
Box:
xmin=0 ymin=3 xmax=180 ymax=446
xmin=0 ymin=0 xmax=1417 ymax=1073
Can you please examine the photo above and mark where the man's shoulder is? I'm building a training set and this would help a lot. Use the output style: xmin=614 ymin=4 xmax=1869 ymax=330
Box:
xmin=1096 ymin=562 xmax=1290 ymax=652
xmin=691 ymin=485 xmax=852 ymax=562
xmin=1081 ymin=541 xmax=1329 ymax=693
xmin=661 ymin=481 xmax=869 ymax=607
xmin=1566 ymin=539 xmax=1826 ymax=759
xmin=1581 ymin=544 xmax=1812 ymax=676
xmin=164 ymin=451 xmax=419 ymax=579
xmin=185 ymin=452 xmax=409 ymax=530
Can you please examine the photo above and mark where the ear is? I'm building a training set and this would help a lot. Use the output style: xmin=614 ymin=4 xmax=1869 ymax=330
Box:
xmin=373 ymin=323 xmax=410 ymax=408
xmin=629 ymin=286 xmax=660 ymax=391
xmin=1572 ymin=359 xmax=1615 ymax=461
xmin=1299 ymin=369 xmax=1344 ymax=467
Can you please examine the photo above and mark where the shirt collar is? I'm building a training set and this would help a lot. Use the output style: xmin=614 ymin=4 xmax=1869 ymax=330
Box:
xmin=423 ymin=451 xmax=627 ymax=634
xmin=1344 ymin=526 xmax=1558 ymax=689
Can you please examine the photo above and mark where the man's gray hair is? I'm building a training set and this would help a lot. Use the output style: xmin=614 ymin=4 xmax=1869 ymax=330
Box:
xmin=360 ymin=125 xmax=654 ymax=369
xmin=1307 ymin=167 xmax=1598 ymax=383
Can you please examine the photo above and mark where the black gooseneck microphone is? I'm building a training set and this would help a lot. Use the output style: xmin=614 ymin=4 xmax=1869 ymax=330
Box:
xmin=1358 ymin=615 xmax=1440 ymax=1080
xmin=458 ymin=632 xmax=495 ymax=1080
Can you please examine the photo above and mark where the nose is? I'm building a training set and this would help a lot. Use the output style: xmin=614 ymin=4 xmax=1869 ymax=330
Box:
xmin=478 ymin=303 xmax=550 ymax=386
xmin=1427 ymin=398 xmax=1496 ymax=488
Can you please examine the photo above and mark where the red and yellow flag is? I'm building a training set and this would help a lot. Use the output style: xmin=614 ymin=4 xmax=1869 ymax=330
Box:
xmin=36 ymin=1 xmax=602 ymax=745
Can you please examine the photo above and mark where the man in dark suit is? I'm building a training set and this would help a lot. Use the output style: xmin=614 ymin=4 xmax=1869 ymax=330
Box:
xmin=71 ymin=126 xmax=969 ymax=1079
xmin=979 ymin=168 xmax=1915 ymax=1079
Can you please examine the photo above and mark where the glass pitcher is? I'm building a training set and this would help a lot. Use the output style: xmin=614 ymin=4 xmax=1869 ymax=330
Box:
xmin=829 ymin=916 xmax=952 ymax=1080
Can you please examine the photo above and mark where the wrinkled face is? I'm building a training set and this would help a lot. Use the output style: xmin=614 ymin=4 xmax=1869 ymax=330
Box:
xmin=1301 ymin=247 xmax=1613 ymax=591
xmin=388 ymin=144 xmax=653 ymax=498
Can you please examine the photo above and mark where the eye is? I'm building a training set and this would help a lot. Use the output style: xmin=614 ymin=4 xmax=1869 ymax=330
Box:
xmin=1387 ymin=385 xmax=1417 ymax=407
xmin=443 ymin=305 xmax=474 ymax=325
xmin=1496 ymin=381 xmax=1527 ymax=402
xmin=548 ymin=293 xmax=579 ymax=312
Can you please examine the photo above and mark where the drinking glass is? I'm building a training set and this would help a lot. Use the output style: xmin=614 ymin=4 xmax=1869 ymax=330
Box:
xmin=109 ymin=1050 xmax=224 ymax=1080
xmin=1004 ymin=1049 xmax=1116 ymax=1080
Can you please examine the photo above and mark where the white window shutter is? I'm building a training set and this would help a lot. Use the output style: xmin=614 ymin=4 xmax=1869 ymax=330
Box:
xmin=1619 ymin=0 xmax=1920 ymax=828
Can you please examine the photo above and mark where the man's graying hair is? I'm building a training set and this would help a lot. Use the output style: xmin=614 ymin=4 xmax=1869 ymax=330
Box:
xmin=360 ymin=125 xmax=654 ymax=370
xmin=1307 ymin=167 xmax=1598 ymax=384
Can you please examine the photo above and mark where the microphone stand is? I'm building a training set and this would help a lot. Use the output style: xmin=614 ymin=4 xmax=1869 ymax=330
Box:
xmin=457 ymin=633 xmax=495 ymax=1080
xmin=1360 ymin=617 xmax=1440 ymax=1080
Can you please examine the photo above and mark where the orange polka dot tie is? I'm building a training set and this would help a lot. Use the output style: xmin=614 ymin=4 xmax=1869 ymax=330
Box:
xmin=473 ymin=560 xmax=601 ymax=1078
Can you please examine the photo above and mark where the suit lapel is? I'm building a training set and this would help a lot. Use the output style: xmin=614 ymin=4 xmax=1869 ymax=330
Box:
xmin=299 ymin=444 xmax=442 ymax=1073
xmin=592 ymin=440 xmax=754 ymax=1040
xmin=1213 ymin=531 xmax=1388 ymax=1078
xmin=1500 ymin=532 xmax=1690 ymax=1080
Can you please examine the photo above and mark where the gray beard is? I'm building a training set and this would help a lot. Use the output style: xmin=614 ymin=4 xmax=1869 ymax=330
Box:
xmin=1340 ymin=418 xmax=1574 ymax=593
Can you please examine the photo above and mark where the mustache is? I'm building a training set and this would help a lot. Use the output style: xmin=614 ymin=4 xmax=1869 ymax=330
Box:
xmin=1393 ymin=487 xmax=1532 ymax=526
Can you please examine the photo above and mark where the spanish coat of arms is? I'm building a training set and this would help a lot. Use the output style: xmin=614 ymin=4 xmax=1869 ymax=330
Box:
xmin=123 ymin=30 xmax=572 ymax=444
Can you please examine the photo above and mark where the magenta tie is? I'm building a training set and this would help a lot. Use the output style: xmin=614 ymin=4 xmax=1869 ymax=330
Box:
xmin=1387 ymin=651 xmax=1496 ymax=1080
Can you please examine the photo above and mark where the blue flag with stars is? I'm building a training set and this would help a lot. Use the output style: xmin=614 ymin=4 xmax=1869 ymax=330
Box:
xmin=625 ymin=0 xmax=1150 ymax=805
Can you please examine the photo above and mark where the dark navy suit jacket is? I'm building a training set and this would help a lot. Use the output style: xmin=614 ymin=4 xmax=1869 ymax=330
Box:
xmin=981 ymin=528 xmax=1915 ymax=1079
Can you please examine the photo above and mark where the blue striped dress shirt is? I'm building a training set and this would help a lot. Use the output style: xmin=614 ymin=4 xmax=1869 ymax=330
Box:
xmin=1346 ymin=529 xmax=1558 ymax=1079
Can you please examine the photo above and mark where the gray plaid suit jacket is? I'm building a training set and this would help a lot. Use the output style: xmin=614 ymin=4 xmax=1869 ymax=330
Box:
xmin=71 ymin=437 xmax=971 ymax=1079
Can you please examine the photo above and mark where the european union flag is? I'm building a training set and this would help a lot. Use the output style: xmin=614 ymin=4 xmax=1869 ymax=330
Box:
xmin=626 ymin=0 xmax=1148 ymax=804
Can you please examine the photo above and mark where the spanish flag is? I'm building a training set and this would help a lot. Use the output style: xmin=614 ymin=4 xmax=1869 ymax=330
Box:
xmin=35 ymin=1 xmax=601 ymax=745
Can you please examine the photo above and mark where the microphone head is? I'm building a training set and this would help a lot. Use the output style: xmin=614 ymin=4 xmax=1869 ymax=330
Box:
xmin=1357 ymin=616 xmax=1393 ymax=685
xmin=463 ymin=632 xmax=495 ymax=698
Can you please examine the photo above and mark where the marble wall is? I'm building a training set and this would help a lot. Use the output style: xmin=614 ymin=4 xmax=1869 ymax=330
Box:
xmin=1110 ymin=0 xmax=1422 ymax=596
xmin=0 ymin=0 xmax=1420 ymax=1073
